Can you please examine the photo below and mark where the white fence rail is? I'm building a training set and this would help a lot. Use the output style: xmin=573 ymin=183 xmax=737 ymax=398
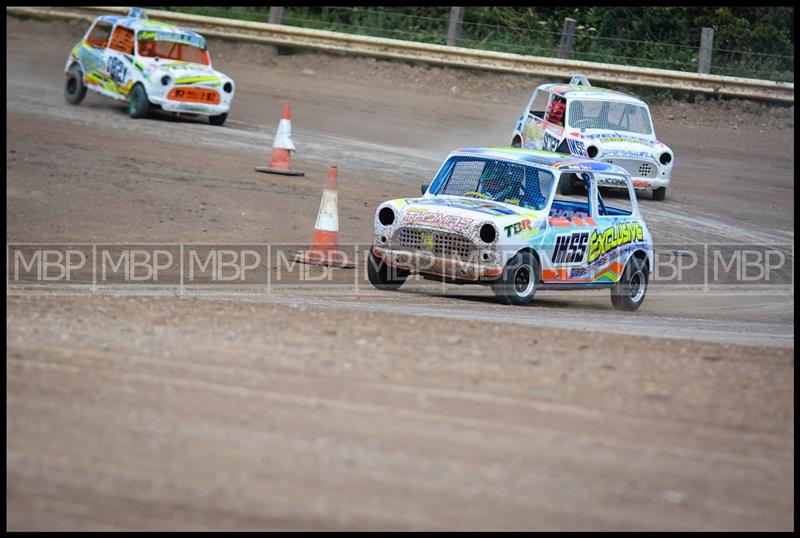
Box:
xmin=8 ymin=5 xmax=794 ymax=104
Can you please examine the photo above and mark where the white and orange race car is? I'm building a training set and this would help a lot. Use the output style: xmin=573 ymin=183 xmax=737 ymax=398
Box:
xmin=511 ymin=75 xmax=674 ymax=201
xmin=64 ymin=8 xmax=235 ymax=126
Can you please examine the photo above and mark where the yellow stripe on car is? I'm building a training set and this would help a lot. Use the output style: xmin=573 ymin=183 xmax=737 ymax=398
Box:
xmin=175 ymin=76 xmax=219 ymax=85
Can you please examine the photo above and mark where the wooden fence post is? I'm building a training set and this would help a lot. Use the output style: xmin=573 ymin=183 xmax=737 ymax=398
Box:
xmin=557 ymin=18 xmax=576 ymax=59
xmin=269 ymin=6 xmax=284 ymax=24
xmin=447 ymin=7 xmax=464 ymax=47
xmin=697 ymin=26 xmax=714 ymax=100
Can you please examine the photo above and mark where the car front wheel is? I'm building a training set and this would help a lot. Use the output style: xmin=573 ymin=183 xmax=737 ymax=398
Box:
xmin=128 ymin=84 xmax=149 ymax=119
xmin=653 ymin=187 xmax=666 ymax=201
xmin=611 ymin=256 xmax=648 ymax=311
xmin=492 ymin=251 xmax=539 ymax=306
xmin=209 ymin=112 xmax=228 ymax=126
xmin=65 ymin=64 xmax=86 ymax=105
xmin=367 ymin=249 xmax=408 ymax=291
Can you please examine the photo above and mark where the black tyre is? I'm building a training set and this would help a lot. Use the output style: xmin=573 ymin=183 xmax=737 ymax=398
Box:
xmin=367 ymin=250 xmax=408 ymax=291
xmin=559 ymin=173 xmax=575 ymax=195
xmin=652 ymin=187 xmax=666 ymax=201
xmin=128 ymin=84 xmax=149 ymax=119
xmin=209 ymin=112 xmax=228 ymax=126
xmin=65 ymin=64 xmax=86 ymax=105
xmin=611 ymin=256 xmax=649 ymax=311
xmin=511 ymin=137 xmax=522 ymax=148
xmin=492 ymin=251 xmax=539 ymax=306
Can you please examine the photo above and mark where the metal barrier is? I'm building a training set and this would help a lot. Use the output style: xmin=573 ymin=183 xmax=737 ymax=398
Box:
xmin=8 ymin=5 xmax=794 ymax=104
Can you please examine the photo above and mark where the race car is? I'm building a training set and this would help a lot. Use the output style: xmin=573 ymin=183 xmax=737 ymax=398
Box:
xmin=64 ymin=7 xmax=235 ymax=126
xmin=368 ymin=147 xmax=654 ymax=311
xmin=510 ymin=75 xmax=674 ymax=201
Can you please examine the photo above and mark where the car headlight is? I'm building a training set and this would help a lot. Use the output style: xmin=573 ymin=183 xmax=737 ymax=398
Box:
xmin=161 ymin=75 xmax=171 ymax=86
xmin=223 ymin=81 xmax=233 ymax=93
xmin=378 ymin=206 xmax=395 ymax=226
xmin=659 ymin=152 xmax=672 ymax=165
xmin=479 ymin=223 xmax=497 ymax=244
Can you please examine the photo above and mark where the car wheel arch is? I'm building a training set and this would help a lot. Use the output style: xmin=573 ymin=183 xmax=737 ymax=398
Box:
xmin=631 ymin=249 xmax=651 ymax=275
xmin=510 ymin=247 xmax=542 ymax=282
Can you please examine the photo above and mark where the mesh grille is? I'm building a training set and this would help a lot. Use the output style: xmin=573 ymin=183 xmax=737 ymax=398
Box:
xmin=602 ymin=158 xmax=657 ymax=178
xmin=567 ymin=100 xmax=653 ymax=135
xmin=394 ymin=227 xmax=477 ymax=262
xmin=435 ymin=157 xmax=553 ymax=210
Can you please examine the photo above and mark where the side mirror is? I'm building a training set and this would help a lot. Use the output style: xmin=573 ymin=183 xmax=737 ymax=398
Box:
xmin=420 ymin=183 xmax=429 ymax=195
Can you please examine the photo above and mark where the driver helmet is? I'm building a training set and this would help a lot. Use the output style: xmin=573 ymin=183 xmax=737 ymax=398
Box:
xmin=481 ymin=168 xmax=504 ymax=196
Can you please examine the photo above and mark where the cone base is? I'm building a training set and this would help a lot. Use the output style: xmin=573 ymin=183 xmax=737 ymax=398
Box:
xmin=293 ymin=250 xmax=355 ymax=269
xmin=255 ymin=166 xmax=305 ymax=176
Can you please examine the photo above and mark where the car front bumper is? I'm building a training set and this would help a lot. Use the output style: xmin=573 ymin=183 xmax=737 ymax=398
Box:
xmin=597 ymin=175 xmax=671 ymax=190
xmin=372 ymin=245 xmax=503 ymax=282
xmin=149 ymin=95 xmax=231 ymax=116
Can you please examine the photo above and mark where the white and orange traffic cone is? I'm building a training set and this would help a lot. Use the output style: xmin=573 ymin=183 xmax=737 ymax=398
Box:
xmin=294 ymin=164 xmax=355 ymax=268
xmin=255 ymin=100 xmax=305 ymax=176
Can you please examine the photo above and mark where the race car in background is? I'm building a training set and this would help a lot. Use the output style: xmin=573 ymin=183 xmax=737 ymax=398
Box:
xmin=64 ymin=7 xmax=235 ymax=126
xmin=510 ymin=75 xmax=674 ymax=200
xmin=368 ymin=147 xmax=654 ymax=311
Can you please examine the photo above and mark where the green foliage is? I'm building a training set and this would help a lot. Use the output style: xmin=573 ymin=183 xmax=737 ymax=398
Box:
xmin=157 ymin=6 xmax=794 ymax=82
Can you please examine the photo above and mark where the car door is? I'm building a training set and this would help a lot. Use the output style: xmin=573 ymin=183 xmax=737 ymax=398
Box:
xmin=81 ymin=20 xmax=113 ymax=93
xmin=541 ymin=93 xmax=567 ymax=153
xmin=105 ymin=25 xmax=135 ymax=97
xmin=521 ymin=89 xmax=549 ymax=149
xmin=544 ymin=172 xmax=596 ymax=282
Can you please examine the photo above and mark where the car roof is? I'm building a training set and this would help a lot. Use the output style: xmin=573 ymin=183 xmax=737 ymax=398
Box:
xmin=452 ymin=147 xmax=629 ymax=175
xmin=540 ymin=83 xmax=645 ymax=105
xmin=94 ymin=15 xmax=205 ymax=42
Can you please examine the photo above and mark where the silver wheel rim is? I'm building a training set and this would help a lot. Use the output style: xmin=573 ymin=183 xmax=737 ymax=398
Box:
xmin=513 ymin=264 xmax=535 ymax=297
xmin=630 ymin=270 xmax=645 ymax=303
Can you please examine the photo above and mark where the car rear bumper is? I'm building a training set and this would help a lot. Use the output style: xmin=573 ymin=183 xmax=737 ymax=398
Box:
xmin=372 ymin=245 xmax=503 ymax=282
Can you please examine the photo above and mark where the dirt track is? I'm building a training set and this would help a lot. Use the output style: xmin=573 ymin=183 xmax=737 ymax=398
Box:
xmin=5 ymin=16 xmax=795 ymax=530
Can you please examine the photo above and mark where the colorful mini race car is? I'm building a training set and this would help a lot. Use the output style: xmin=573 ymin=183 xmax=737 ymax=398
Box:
xmin=510 ymin=75 xmax=674 ymax=200
xmin=64 ymin=8 xmax=235 ymax=126
xmin=368 ymin=147 xmax=654 ymax=311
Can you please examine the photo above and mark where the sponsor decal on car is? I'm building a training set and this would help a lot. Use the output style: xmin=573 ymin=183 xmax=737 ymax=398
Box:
xmin=402 ymin=211 xmax=474 ymax=232
xmin=587 ymin=221 xmax=644 ymax=263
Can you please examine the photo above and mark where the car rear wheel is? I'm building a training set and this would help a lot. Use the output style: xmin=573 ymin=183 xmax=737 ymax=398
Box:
xmin=492 ymin=251 xmax=539 ymax=306
xmin=65 ymin=64 xmax=86 ymax=105
xmin=611 ymin=256 xmax=648 ymax=311
xmin=128 ymin=84 xmax=149 ymax=119
xmin=367 ymin=249 xmax=408 ymax=291
xmin=652 ymin=187 xmax=666 ymax=201
xmin=209 ymin=113 xmax=228 ymax=126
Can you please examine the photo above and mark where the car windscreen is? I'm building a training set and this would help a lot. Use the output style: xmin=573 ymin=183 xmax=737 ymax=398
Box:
xmin=431 ymin=156 xmax=554 ymax=211
xmin=137 ymin=31 xmax=209 ymax=65
xmin=567 ymin=100 xmax=653 ymax=135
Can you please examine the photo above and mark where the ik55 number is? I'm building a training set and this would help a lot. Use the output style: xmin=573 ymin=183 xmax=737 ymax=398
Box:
xmin=552 ymin=232 xmax=588 ymax=265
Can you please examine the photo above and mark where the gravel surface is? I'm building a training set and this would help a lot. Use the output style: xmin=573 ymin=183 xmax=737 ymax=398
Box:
xmin=6 ymin=16 xmax=795 ymax=531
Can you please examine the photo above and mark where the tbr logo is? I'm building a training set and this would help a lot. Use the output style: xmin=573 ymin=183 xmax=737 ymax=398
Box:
xmin=504 ymin=219 xmax=532 ymax=238
xmin=552 ymin=232 xmax=589 ymax=265
xmin=587 ymin=222 xmax=644 ymax=263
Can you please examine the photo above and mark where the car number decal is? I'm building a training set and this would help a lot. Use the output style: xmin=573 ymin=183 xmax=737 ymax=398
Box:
xmin=107 ymin=56 xmax=128 ymax=85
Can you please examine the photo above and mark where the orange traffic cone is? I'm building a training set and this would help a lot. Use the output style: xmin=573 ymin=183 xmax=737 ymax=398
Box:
xmin=294 ymin=165 xmax=355 ymax=268
xmin=255 ymin=100 xmax=305 ymax=176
